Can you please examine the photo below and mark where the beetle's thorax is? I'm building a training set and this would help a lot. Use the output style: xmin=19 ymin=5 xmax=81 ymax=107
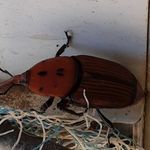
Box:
xmin=26 ymin=57 xmax=79 ymax=97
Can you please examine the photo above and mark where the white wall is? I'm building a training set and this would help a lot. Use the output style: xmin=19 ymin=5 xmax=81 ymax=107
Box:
xmin=0 ymin=0 xmax=148 ymax=123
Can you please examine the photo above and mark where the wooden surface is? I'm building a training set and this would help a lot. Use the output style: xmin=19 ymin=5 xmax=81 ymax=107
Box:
xmin=144 ymin=1 xmax=150 ymax=149
xmin=144 ymin=36 xmax=150 ymax=150
xmin=144 ymin=93 xmax=150 ymax=150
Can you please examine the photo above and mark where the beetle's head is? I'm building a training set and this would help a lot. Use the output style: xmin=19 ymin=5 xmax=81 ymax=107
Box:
xmin=13 ymin=72 xmax=27 ymax=86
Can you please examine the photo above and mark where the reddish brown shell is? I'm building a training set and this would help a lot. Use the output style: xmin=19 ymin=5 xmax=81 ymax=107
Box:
xmin=26 ymin=57 xmax=78 ymax=97
xmin=22 ymin=55 xmax=144 ymax=109
xmin=71 ymin=55 xmax=144 ymax=108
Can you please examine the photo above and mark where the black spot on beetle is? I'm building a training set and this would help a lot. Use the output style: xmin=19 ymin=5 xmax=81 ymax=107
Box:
xmin=57 ymin=68 xmax=64 ymax=72
xmin=38 ymin=71 xmax=48 ymax=76
xmin=56 ymin=72 xmax=64 ymax=76
xmin=56 ymin=68 xmax=64 ymax=76
xmin=39 ymin=87 xmax=44 ymax=92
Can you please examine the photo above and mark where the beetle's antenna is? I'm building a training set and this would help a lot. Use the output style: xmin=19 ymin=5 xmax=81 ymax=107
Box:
xmin=65 ymin=31 xmax=72 ymax=47
xmin=40 ymin=96 xmax=54 ymax=112
xmin=55 ymin=31 xmax=72 ymax=57
xmin=0 ymin=68 xmax=13 ymax=77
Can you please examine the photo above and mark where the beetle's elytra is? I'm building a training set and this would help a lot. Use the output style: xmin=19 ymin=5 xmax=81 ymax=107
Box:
xmin=0 ymin=31 xmax=144 ymax=113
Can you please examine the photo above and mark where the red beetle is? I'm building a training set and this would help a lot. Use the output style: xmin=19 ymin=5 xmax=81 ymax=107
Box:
xmin=0 ymin=32 xmax=144 ymax=126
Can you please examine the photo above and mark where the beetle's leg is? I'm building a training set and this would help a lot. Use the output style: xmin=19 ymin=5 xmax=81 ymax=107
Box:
xmin=30 ymin=97 xmax=54 ymax=114
xmin=96 ymin=109 xmax=114 ymax=130
xmin=0 ymin=67 xmax=14 ymax=95
xmin=96 ymin=109 xmax=115 ymax=144
xmin=57 ymin=98 xmax=84 ymax=116
xmin=55 ymin=31 xmax=72 ymax=57
xmin=0 ymin=68 xmax=13 ymax=77
xmin=40 ymin=96 xmax=54 ymax=112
